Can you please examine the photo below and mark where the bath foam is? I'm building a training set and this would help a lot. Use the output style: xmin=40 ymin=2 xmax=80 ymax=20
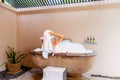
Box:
xmin=33 ymin=40 xmax=93 ymax=54
xmin=54 ymin=40 xmax=93 ymax=54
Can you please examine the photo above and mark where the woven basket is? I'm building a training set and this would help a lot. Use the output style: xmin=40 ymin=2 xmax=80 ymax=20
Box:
xmin=7 ymin=62 xmax=21 ymax=73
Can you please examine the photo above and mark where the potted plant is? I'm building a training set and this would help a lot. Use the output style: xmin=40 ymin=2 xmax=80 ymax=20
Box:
xmin=6 ymin=47 xmax=27 ymax=74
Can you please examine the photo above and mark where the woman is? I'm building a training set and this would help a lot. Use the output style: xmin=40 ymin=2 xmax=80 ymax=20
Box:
xmin=41 ymin=30 xmax=63 ymax=58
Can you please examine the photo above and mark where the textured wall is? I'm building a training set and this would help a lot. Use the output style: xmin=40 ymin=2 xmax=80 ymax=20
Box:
xmin=17 ymin=6 xmax=120 ymax=76
xmin=0 ymin=4 xmax=17 ymax=70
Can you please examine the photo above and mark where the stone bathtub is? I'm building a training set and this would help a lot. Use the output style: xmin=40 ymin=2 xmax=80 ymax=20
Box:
xmin=24 ymin=51 xmax=96 ymax=75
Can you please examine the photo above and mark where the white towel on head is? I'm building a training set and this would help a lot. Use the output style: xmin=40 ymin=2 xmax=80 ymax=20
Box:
xmin=41 ymin=30 xmax=53 ymax=58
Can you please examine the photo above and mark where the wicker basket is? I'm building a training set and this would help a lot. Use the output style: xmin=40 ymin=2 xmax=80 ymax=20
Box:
xmin=7 ymin=62 xmax=21 ymax=73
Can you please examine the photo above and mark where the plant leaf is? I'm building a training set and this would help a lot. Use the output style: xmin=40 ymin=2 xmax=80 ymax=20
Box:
xmin=16 ymin=53 xmax=27 ymax=63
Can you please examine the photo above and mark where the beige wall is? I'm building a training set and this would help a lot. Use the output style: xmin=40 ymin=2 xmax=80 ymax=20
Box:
xmin=17 ymin=6 xmax=120 ymax=76
xmin=0 ymin=5 xmax=17 ymax=70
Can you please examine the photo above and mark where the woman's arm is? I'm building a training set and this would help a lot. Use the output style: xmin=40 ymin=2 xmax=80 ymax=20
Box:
xmin=49 ymin=32 xmax=63 ymax=48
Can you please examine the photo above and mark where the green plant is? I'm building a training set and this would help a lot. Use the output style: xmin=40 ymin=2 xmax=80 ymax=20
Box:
xmin=6 ymin=47 xmax=27 ymax=64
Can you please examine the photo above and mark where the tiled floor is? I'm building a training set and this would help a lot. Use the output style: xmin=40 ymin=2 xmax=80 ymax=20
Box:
xmin=11 ymin=71 xmax=89 ymax=80
xmin=10 ymin=71 xmax=119 ymax=80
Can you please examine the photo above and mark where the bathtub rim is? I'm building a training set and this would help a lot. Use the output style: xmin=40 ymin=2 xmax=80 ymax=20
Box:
xmin=29 ymin=50 xmax=96 ymax=57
